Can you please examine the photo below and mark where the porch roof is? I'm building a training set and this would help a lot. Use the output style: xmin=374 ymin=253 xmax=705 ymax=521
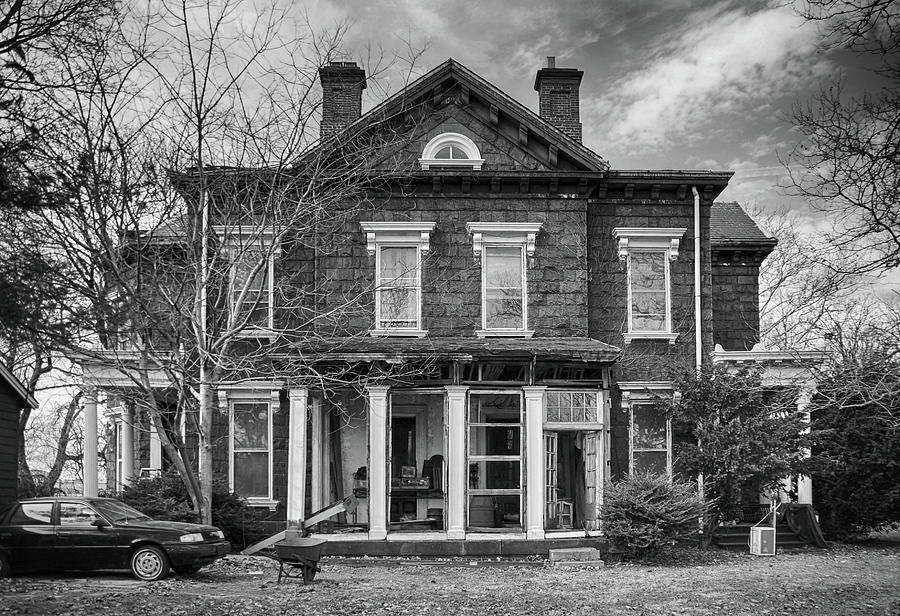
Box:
xmin=286 ymin=336 xmax=621 ymax=363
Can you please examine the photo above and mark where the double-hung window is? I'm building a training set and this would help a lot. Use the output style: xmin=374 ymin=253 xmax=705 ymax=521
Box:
xmin=213 ymin=226 xmax=280 ymax=334
xmin=613 ymin=228 xmax=685 ymax=344
xmin=620 ymin=382 xmax=674 ymax=478
xmin=360 ymin=222 xmax=435 ymax=337
xmin=467 ymin=222 xmax=542 ymax=337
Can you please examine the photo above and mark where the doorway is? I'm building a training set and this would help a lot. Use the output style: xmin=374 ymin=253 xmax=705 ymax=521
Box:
xmin=544 ymin=430 xmax=600 ymax=531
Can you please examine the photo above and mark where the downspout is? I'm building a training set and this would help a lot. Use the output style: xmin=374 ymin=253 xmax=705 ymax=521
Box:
xmin=692 ymin=186 xmax=702 ymax=373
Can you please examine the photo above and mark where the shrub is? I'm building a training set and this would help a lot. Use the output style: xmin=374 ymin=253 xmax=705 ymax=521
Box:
xmin=602 ymin=472 xmax=706 ymax=555
xmin=116 ymin=470 xmax=279 ymax=549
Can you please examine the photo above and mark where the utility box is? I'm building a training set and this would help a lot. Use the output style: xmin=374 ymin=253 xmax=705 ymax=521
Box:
xmin=750 ymin=526 xmax=776 ymax=556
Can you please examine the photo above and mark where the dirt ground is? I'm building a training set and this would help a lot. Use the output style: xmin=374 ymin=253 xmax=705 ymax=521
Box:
xmin=0 ymin=540 xmax=897 ymax=616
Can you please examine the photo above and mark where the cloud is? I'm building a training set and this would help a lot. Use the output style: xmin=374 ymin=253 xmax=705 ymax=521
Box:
xmin=588 ymin=4 xmax=831 ymax=153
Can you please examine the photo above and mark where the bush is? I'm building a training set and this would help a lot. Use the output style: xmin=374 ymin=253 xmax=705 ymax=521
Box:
xmin=806 ymin=376 xmax=900 ymax=539
xmin=116 ymin=470 xmax=279 ymax=549
xmin=601 ymin=472 xmax=706 ymax=555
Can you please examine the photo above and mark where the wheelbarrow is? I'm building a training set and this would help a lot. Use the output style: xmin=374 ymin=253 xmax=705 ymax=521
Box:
xmin=274 ymin=537 xmax=325 ymax=584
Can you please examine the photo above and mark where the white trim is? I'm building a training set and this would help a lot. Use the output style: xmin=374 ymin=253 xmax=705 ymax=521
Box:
xmin=360 ymin=222 xmax=435 ymax=335
xmin=475 ymin=329 xmax=534 ymax=338
xmin=419 ymin=132 xmax=484 ymax=170
xmin=628 ymin=401 xmax=673 ymax=478
xmin=213 ymin=226 xmax=280 ymax=337
xmin=612 ymin=227 xmax=686 ymax=261
xmin=623 ymin=332 xmax=679 ymax=344
xmin=227 ymin=392 xmax=277 ymax=503
xmin=618 ymin=231 xmax=680 ymax=343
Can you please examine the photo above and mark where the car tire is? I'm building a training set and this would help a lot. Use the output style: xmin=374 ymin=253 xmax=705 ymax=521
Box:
xmin=130 ymin=545 xmax=170 ymax=581
xmin=0 ymin=551 xmax=10 ymax=578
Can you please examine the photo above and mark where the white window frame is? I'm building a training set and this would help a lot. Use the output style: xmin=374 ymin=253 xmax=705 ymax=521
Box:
xmin=613 ymin=228 xmax=685 ymax=344
xmin=619 ymin=382 xmax=675 ymax=479
xmin=419 ymin=132 xmax=484 ymax=170
xmin=467 ymin=222 xmax=542 ymax=337
xmin=543 ymin=389 xmax=604 ymax=431
xmin=360 ymin=222 xmax=436 ymax=337
xmin=219 ymin=383 xmax=281 ymax=508
xmin=212 ymin=226 xmax=280 ymax=338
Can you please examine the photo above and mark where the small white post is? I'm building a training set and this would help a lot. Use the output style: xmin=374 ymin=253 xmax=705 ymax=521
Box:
xmin=310 ymin=397 xmax=324 ymax=513
xmin=797 ymin=387 xmax=814 ymax=504
xmin=288 ymin=388 xmax=309 ymax=525
xmin=82 ymin=390 xmax=98 ymax=497
xmin=367 ymin=386 xmax=390 ymax=540
xmin=444 ymin=386 xmax=468 ymax=539
xmin=149 ymin=419 xmax=162 ymax=472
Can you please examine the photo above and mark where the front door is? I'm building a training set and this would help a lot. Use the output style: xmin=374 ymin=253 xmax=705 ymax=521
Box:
xmin=544 ymin=432 xmax=558 ymax=524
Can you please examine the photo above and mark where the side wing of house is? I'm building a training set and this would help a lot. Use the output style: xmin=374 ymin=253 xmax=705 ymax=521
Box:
xmin=0 ymin=365 xmax=37 ymax=505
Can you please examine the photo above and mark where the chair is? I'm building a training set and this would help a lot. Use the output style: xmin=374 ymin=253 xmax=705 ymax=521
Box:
xmin=557 ymin=499 xmax=574 ymax=528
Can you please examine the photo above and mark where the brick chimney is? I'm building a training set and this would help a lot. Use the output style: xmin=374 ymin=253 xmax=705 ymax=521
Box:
xmin=533 ymin=56 xmax=584 ymax=142
xmin=318 ymin=61 xmax=367 ymax=140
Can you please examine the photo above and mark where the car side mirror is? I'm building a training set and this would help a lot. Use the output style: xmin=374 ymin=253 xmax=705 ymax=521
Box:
xmin=91 ymin=518 xmax=110 ymax=529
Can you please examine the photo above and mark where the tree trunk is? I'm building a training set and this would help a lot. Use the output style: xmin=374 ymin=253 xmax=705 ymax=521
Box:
xmin=199 ymin=377 xmax=214 ymax=525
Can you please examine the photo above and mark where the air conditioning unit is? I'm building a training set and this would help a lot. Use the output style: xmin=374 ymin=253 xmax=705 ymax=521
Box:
xmin=750 ymin=526 xmax=776 ymax=556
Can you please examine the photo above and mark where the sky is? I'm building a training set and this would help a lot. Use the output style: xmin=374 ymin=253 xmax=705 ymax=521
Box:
xmin=299 ymin=0 xmax=890 ymax=247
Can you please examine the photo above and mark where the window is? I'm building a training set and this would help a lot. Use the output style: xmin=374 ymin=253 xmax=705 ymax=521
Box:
xmin=231 ymin=401 xmax=272 ymax=500
xmin=419 ymin=132 xmax=484 ymax=170
xmin=9 ymin=502 xmax=52 ymax=525
xmin=613 ymin=227 xmax=685 ymax=344
xmin=360 ymin=222 xmax=435 ymax=337
xmin=630 ymin=403 xmax=671 ymax=476
xmin=545 ymin=391 xmax=599 ymax=424
xmin=467 ymin=222 xmax=542 ymax=337
xmin=467 ymin=393 xmax=523 ymax=530
xmin=59 ymin=502 xmax=103 ymax=526
xmin=213 ymin=226 xmax=280 ymax=334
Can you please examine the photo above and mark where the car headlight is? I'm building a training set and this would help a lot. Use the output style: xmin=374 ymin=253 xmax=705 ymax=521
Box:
xmin=212 ymin=530 xmax=225 ymax=539
xmin=179 ymin=533 xmax=204 ymax=543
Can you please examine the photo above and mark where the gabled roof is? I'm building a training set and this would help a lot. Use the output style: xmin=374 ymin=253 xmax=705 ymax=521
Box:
xmin=0 ymin=364 xmax=37 ymax=409
xmin=711 ymin=202 xmax=777 ymax=248
xmin=340 ymin=58 xmax=610 ymax=173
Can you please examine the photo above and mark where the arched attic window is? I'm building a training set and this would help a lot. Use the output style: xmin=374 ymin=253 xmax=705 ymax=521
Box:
xmin=419 ymin=132 xmax=484 ymax=170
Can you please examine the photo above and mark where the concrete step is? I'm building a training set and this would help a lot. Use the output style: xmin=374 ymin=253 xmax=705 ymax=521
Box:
xmin=548 ymin=547 xmax=601 ymax=562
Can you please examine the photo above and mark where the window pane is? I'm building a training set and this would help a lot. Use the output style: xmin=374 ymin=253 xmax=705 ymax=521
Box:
xmin=631 ymin=252 xmax=665 ymax=290
xmin=633 ymin=405 xmax=667 ymax=449
xmin=380 ymin=247 xmax=418 ymax=282
xmin=469 ymin=425 xmax=521 ymax=456
xmin=234 ymin=451 xmax=268 ymax=498
xmin=633 ymin=451 xmax=668 ymax=476
xmin=631 ymin=292 xmax=666 ymax=331
xmin=468 ymin=494 xmax=521 ymax=528
xmin=485 ymin=247 xmax=522 ymax=287
xmin=234 ymin=250 xmax=267 ymax=291
xmin=485 ymin=291 xmax=523 ymax=329
xmin=10 ymin=503 xmax=52 ymax=525
xmin=468 ymin=394 xmax=520 ymax=423
xmin=434 ymin=145 xmax=452 ymax=159
xmin=233 ymin=403 xmax=268 ymax=449
xmin=467 ymin=461 xmax=521 ymax=490
xmin=380 ymin=287 xmax=417 ymax=327
xmin=545 ymin=391 xmax=598 ymax=423
xmin=59 ymin=502 xmax=103 ymax=526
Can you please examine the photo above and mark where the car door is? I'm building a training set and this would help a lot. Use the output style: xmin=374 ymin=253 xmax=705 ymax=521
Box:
xmin=0 ymin=501 xmax=56 ymax=572
xmin=55 ymin=501 xmax=121 ymax=571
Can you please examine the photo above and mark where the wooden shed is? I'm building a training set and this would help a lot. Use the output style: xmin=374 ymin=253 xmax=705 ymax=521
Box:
xmin=0 ymin=364 xmax=37 ymax=504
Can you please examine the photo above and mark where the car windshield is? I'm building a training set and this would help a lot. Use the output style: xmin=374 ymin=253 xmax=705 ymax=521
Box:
xmin=91 ymin=500 xmax=153 ymax=523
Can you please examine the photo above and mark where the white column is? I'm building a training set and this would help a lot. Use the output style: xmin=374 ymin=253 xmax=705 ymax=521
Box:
xmin=310 ymin=397 xmax=324 ymax=513
xmin=288 ymin=388 xmax=308 ymax=525
xmin=445 ymin=386 xmax=468 ymax=540
xmin=367 ymin=386 xmax=390 ymax=540
xmin=121 ymin=403 xmax=135 ymax=486
xmin=82 ymin=390 xmax=98 ymax=497
xmin=797 ymin=388 xmax=813 ymax=505
xmin=524 ymin=386 xmax=546 ymax=540
xmin=149 ymin=419 xmax=162 ymax=471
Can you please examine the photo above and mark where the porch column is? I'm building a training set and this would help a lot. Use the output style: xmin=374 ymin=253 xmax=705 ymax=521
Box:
xmin=121 ymin=402 xmax=135 ymax=486
xmin=445 ymin=386 xmax=468 ymax=540
xmin=310 ymin=397 xmax=325 ymax=513
xmin=288 ymin=388 xmax=308 ymax=525
xmin=149 ymin=419 xmax=162 ymax=471
xmin=367 ymin=386 xmax=390 ymax=540
xmin=82 ymin=390 xmax=98 ymax=497
xmin=797 ymin=387 xmax=814 ymax=505
xmin=524 ymin=386 xmax=546 ymax=540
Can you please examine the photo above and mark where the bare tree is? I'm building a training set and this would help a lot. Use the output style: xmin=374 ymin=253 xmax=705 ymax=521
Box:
xmin=785 ymin=1 xmax=900 ymax=275
xmin=17 ymin=1 xmax=428 ymax=522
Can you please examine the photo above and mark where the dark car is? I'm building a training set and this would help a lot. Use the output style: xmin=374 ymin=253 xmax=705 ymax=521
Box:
xmin=0 ymin=497 xmax=230 ymax=581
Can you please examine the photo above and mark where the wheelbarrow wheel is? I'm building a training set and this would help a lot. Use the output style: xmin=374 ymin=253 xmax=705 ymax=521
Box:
xmin=302 ymin=565 xmax=317 ymax=584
